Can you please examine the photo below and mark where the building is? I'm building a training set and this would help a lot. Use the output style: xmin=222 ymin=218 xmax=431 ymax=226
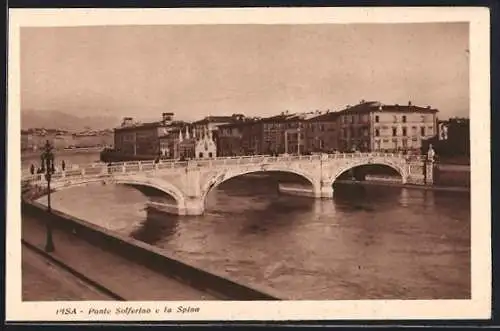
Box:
xmin=113 ymin=113 xmax=181 ymax=158
xmin=159 ymin=125 xmax=192 ymax=159
xmin=422 ymin=117 xmax=470 ymax=157
xmin=260 ymin=111 xmax=324 ymax=155
xmin=218 ymin=123 xmax=244 ymax=157
xmin=195 ymin=128 xmax=217 ymax=159
xmin=337 ymin=100 xmax=438 ymax=153
xmin=158 ymin=125 xmax=217 ymax=159
xmin=192 ymin=114 xmax=247 ymax=155
xmin=305 ymin=111 xmax=340 ymax=153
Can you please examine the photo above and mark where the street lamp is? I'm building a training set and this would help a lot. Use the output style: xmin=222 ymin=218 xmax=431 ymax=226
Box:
xmin=40 ymin=140 xmax=55 ymax=252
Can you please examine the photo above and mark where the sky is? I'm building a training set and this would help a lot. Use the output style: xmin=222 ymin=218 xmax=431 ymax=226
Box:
xmin=20 ymin=23 xmax=469 ymax=122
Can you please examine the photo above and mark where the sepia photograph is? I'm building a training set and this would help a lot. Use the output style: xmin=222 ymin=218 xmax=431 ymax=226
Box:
xmin=7 ymin=7 xmax=491 ymax=321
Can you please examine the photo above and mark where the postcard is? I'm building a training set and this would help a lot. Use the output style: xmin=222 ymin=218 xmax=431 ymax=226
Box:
xmin=7 ymin=7 xmax=491 ymax=322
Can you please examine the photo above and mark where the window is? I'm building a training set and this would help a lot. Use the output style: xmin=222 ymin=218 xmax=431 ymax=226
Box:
xmin=402 ymin=139 xmax=408 ymax=148
xmin=319 ymin=139 xmax=324 ymax=149
xmin=402 ymin=115 xmax=407 ymax=123
xmin=375 ymin=129 xmax=380 ymax=137
xmin=208 ymin=152 xmax=213 ymax=158
xmin=199 ymin=152 xmax=203 ymax=158
xmin=402 ymin=127 xmax=407 ymax=136
xmin=392 ymin=127 xmax=397 ymax=136
xmin=375 ymin=115 xmax=379 ymax=123
xmin=420 ymin=127 xmax=425 ymax=136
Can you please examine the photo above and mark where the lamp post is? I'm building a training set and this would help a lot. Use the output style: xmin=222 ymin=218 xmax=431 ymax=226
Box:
xmin=40 ymin=140 xmax=55 ymax=252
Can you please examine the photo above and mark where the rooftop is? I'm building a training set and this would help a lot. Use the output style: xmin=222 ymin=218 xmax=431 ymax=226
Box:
xmin=192 ymin=114 xmax=246 ymax=125
xmin=338 ymin=101 xmax=438 ymax=114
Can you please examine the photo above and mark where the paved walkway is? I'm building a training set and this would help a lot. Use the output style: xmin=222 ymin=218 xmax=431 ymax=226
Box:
xmin=22 ymin=214 xmax=218 ymax=301
xmin=22 ymin=246 xmax=112 ymax=301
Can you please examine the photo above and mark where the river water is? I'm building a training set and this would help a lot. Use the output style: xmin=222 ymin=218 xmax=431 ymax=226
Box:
xmin=28 ymin=152 xmax=471 ymax=300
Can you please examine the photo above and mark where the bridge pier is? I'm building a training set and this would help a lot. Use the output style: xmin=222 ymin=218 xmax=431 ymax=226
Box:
xmin=178 ymin=197 xmax=205 ymax=216
xmin=147 ymin=197 xmax=205 ymax=216
xmin=314 ymin=182 xmax=334 ymax=199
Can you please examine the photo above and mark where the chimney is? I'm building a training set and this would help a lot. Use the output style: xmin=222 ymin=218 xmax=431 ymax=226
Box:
xmin=162 ymin=112 xmax=174 ymax=125
xmin=121 ymin=117 xmax=134 ymax=127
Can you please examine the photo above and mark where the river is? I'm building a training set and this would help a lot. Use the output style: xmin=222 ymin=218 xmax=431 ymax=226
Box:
xmin=29 ymin=152 xmax=471 ymax=300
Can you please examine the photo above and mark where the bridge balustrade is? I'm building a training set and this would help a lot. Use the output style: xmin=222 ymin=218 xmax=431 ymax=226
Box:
xmin=157 ymin=162 xmax=174 ymax=169
xmin=173 ymin=161 xmax=188 ymax=168
xmin=84 ymin=167 xmax=104 ymax=176
xmin=124 ymin=164 xmax=140 ymax=172
xmin=65 ymin=169 xmax=84 ymax=178
xmin=50 ymin=172 xmax=64 ymax=180
xmin=108 ymin=165 xmax=124 ymax=174
xmin=141 ymin=163 xmax=155 ymax=171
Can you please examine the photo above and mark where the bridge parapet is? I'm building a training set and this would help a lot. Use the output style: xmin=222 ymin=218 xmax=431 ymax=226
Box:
xmin=29 ymin=152 xmax=420 ymax=174
xmin=22 ymin=152 xmax=428 ymax=185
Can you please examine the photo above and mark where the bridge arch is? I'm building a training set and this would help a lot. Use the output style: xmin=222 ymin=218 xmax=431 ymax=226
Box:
xmin=112 ymin=178 xmax=187 ymax=207
xmin=329 ymin=160 xmax=408 ymax=186
xmin=27 ymin=175 xmax=187 ymax=208
xmin=199 ymin=166 xmax=317 ymax=204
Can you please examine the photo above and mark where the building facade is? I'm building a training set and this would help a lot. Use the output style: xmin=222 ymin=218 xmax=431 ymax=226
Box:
xmin=192 ymin=114 xmax=247 ymax=156
xmin=337 ymin=101 xmax=438 ymax=153
xmin=114 ymin=113 xmax=188 ymax=158
xmin=305 ymin=111 xmax=339 ymax=153
xmin=195 ymin=129 xmax=217 ymax=159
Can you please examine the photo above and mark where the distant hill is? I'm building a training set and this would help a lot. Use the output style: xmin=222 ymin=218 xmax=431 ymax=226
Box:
xmin=21 ymin=110 xmax=120 ymax=131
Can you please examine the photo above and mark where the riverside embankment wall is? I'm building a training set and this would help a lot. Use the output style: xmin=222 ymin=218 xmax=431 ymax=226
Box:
xmin=22 ymin=200 xmax=282 ymax=301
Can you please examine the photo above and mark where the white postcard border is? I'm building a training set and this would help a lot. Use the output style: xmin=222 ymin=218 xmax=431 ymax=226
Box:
xmin=6 ymin=7 xmax=491 ymax=321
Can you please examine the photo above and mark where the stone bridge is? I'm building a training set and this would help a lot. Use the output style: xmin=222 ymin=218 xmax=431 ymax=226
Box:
xmin=22 ymin=152 xmax=433 ymax=216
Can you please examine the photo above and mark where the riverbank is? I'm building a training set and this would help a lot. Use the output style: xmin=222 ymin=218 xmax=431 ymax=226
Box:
xmin=278 ymin=177 xmax=470 ymax=197
xmin=334 ymin=180 xmax=470 ymax=193
xmin=21 ymin=198 xmax=282 ymax=300
xmin=22 ymin=147 xmax=103 ymax=158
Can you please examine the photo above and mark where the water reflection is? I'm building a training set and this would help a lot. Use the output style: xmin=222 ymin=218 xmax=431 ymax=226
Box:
xmin=129 ymin=207 xmax=180 ymax=244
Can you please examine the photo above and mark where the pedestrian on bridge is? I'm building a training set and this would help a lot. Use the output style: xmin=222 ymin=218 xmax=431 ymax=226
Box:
xmin=61 ymin=160 xmax=66 ymax=171
xmin=30 ymin=164 xmax=35 ymax=175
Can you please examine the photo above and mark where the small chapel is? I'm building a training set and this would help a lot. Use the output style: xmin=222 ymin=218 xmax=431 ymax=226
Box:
xmin=194 ymin=127 xmax=217 ymax=159
xmin=175 ymin=126 xmax=217 ymax=160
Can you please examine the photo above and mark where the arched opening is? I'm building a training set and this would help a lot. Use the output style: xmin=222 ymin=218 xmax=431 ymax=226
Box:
xmin=331 ymin=163 xmax=404 ymax=204
xmin=123 ymin=184 xmax=178 ymax=205
xmin=29 ymin=180 xmax=182 ymax=222
xmin=203 ymin=170 xmax=315 ymax=216
xmin=334 ymin=163 xmax=403 ymax=183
